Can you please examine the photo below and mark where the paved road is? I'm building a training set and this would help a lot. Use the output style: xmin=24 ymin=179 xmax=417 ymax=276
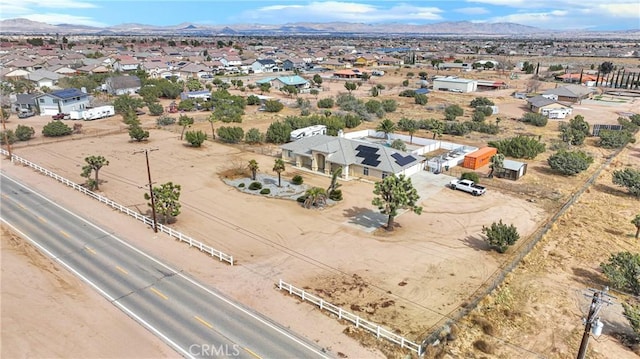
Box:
xmin=0 ymin=174 xmax=330 ymax=359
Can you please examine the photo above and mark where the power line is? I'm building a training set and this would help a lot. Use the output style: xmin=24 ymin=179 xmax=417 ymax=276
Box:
xmin=577 ymin=287 xmax=615 ymax=359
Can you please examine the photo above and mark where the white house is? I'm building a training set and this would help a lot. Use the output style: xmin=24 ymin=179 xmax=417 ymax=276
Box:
xmin=432 ymin=76 xmax=478 ymax=93
xmin=35 ymin=88 xmax=90 ymax=115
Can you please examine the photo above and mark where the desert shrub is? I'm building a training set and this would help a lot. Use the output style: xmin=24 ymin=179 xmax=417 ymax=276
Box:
xmin=467 ymin=121 xmax=500 ymax=134
xmin=0 ymin=130 xmax=16 ymax=144
xmin=263 ymin=100 xmax=284 ymax=112
xmin=444 ymin=104 xmax=464 ymax=120
xmin=156 ymin=115 xmax=176 ymax=126
xmin=343 ymin=114 xmax=362 ymax=128
xmin=443 ymin=121 xmax=470 ymax=136
xmin=244 ymin=128 xmax=264 ymax=144
xmin=259 ymin=188 xmax=271 ymax=195
xmin=382 ymin=99 xmax=397 ymax=112
xmin=414 ymin=94 xmax=428 ymax=105
xmin=612 ymin=168 xmax=640 ymax=197
xmin=482 ymin=220 xmax=520 ymax=253
xmin=365 ymin=100 xmax=382 ymax=114
xmin=473 ymin=339 xmax=495 ymax=354
xmin=296 ymin=195 xmax=308 ymax=203
xmin=470 ymin=97 xmax=495 ymax=108
xmin=622 ymin=301 xmax=640 ymax=337
xmin=599 ymin=129 xmax=635 ymax=148
xmin=547 ymin=150 xmax=593 ymax=175
xmin=15 ymin=125 xmax=35 ymax=141
xmin=461 ymin=172 xmax=480 ymax=183
xmin=476 ymin=105 xmax=494 ymax=117
xmin=471 ymin=111 xmax=485 ymax=122
xmin=148 ymin=103 xmax=164 ymax=116
xmin=390 ymin=139 xmax=406 ymax=151
xmin=129 ymin=124 xmax=150 ymax=142
xmin=216 ymin=126 xmax=244 ymax=143
xmin=600 ymin=251 xmax=640 ymax=295
xmin=398 ymin=89 xmax=416 ymax=97
xmin=291 ymin=175 xmax=303 ymax=185
xmin=184 ymin=130 xmax=207 ymax=147
xmin=265 ymin=121 xmax=292 ymax=144
xmin=238 ymin=183 xmax=245 ymax=188
xmin=247 ymin=95 xmax=260 ymax=105
xmin=177 ymin=99 xmax=195 ymax=111
xmin=471 ymin=316 xmax=495 ymax=335
xmin=248 ymin=181 xmax=263 ymax=190
xmin=489 ymin=135 xmax=545 ymax=159
xmin=42 ymin=120 xmax=72 ymax=137
xmin=522 ymin=112 xmax=548 ymax=127
xmin=328 ymin=189 xmax=343 ymax=201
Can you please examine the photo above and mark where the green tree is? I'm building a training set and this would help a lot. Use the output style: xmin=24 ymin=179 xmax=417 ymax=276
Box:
xmin=521 ymin=112 xmax=548 ymax=127
xmin=471 ymin=111 xmax=486 ymax=123
xmin=113 ymin=94 xmax=144 ymax=114
xmin=599 ymin=61 xmax=614 ymax=74
xmin=344 ymin=81 xmax=357 ymax=94
xmin=144 ymin=182 xmax=181 ymax=224
xmin=186 ymin=78 xmax=203 ymax=91
xmin=488 ymin=153 xmax=504 ymax=178
xmin=370 ymin=86 xmax=379 ymax=97
xmin=612 ymin=168 xmax=640 ymax=197
xmin=547 ymin=150 xmax=593 ymax=176
xmin=372 ymin=174 xmax=422 ymax=231
xmin=81 ymin=155 xmax=109 ymax=191
xmin=259 ymin=83 xmax=271 ymax=94
xmin=600 ymin=252 xmax=640 ymax=295
xmin=178 ymin=99 xmax=195 ymax=112
xmin=326 ymin=167 xmax=343 ymax=200
xmin=248 ymin=159 xmax=259 ymax=180
xmin=273 ymin=158 xmax=286 ymax=187
xmin=178 ymin=115 xmax=194 ymax=140
xmin=265 ymin=121 xmax=292 ymax=144
xmin=244 ymin=128 xmax=264 ymax=144
xmin=414 ymin=94 xmax=428 ymax=105
xmin=482 ymin=220 xmax=520 ymax=253
xmin=42 ymin=121 xmax=72 ymax=137
xmin=444 ymin=104 xmax=464 ymax=121
xmin=360 ymin=72 xmax=371 ymax=82
xmin=263 ymin=99 xmax=284 ymax=112
xmin=247 ymin=95 xmax=260 ymax=105
xmin=148 ymin=103 xmax=164 ymax=116
xmin=489 ymin=135 xmax=546 ymax=159
xmin=185 ymin=130 xmax=207 ymax=147
xmin=317 ymin=98 xmax=334 ymax=109
xmin=390 ymin=139 xmax=406 ymax=151
xmin=376 ymin=118 xmax=396 ymax=139
xmin=397 ymin=117 xmax=418 ymax=144
xmin=632 ymin=214 xmax=640 ymax=239
xmin=15 ymin=125 xmax=35 ymax=141
xmin=216 ymin=126 xmax=244 ymax=143
xmin=310 ymin=89 xmax=319 ymax=99
xmin=128 ymin=124 xmax=149 ymax=142
xmin=0 ymin=129 xmax=16 ymax=145
xmin=382 ymin=99 xmax=397 ymax=112
xmin=470 ymin=97 xmax=495 ymax=108
xmin=599 ymin=129 xmax=635 ymax=149
xmin=304 ymin=187 xmax=327 ymax=209
xmin=281 ymin=85 xmax=299 ymax=98
xmin=365 ymin=100 xmax=382 ymax=114
xmin=312 ymin=74 xmax=323 ymax=87
xmin=622 ymin=301 xmax=640 ymax=337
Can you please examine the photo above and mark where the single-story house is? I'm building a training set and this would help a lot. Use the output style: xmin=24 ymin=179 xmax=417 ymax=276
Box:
xmin=13 ymin=93 xmax=38 ymax=113
xmin=542 ymin=84 xmax=594 ymax=103
xmin=104 ymin=75 xmax=141 ymax=95
xmin=26 ymin=69 xmax=61 ymax=88
xmin=256 ymin=75 xmax=310 ymax=90
xmin=526 ymin=95 xmax=573 ymax=119
xmin=498 ymin=159 xmax=527 ymax=180
xmin=432 ymin=76 xmax=477 ymax=93
xmin=35 ymin=88 xmax=90 ymax=115
xmin=281 ymin=135 xmax=425 ymax=180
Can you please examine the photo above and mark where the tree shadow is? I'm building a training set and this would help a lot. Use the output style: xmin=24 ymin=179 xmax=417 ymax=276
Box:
xmin=343 ymin=206 xmax=387 ymax=229
xmin=571 ymin=266 xmax=608 ymax=288
xmin=592 ymin=183 xmax=630 ymax=198
xmin=462 ymin=234 xmax=491 ymax=251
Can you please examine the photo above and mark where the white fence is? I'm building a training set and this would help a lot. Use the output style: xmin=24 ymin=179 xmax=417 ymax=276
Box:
xmin=1 ymin=150 xmax=234 ymax=265
xmin=277 ymin=279 xmax=423 ymax=356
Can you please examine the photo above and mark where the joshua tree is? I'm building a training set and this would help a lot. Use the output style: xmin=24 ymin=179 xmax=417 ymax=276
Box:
xmin=488 ymin=153 xmax=505 ymax=179
xmin=248 ymin=159 xmax=259 ymax=181
xmin=81 ymin=155 xmax=109 ymax=190
xmin=632 ymin=214 xmax=640 ymax=239
xmin=273 ymin=158 xmax=285 ymax=187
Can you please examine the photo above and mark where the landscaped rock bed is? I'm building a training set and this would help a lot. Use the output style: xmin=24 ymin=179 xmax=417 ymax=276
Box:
xmin=223 ymin=173 xmax=309 ymax=201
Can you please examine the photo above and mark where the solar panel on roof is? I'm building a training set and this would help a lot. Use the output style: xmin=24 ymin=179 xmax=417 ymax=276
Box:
xmin=361 ymin=158 xmax=381 ymax=167
xmin=391 ymin=153 xmax=416 ymax=166
xmin=355 ymin=145 xmax=378 ymax=153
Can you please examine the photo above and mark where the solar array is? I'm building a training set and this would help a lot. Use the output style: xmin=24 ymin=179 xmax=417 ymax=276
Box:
xmin=52 ymin=88 xmax=84 ymax=99
xmin=391 ymin=153 xmax=417 ymax=166
xmin=592 ymin=124 xmax=623 ymax=136
xmin=355 ymin=145 xmax=381 ymax=167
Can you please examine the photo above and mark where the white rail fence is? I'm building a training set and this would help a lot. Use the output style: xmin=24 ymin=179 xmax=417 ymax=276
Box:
xmin=2 ymin=150 xmax=234 ymax=265
xmin=278 ymin=279 xmax=423 ymax=356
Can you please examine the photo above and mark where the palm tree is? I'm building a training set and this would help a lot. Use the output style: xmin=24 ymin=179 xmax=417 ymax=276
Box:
xmin=273 ymin=159 xmax=285 ymax=187
xmin=632 ymin=214 xmax=640 ymax=239
xmin=488 ymin=153 xmax=505 ymax=179
xmin=248 ymin=159 xmax=259 ymax=180
xmin=376 ymin=118 xmax=396 ymax=140
xmin=304 ymin=187 xmax=327 ymax=209
xmin=208 ymin=113 xmax=219 ymax=139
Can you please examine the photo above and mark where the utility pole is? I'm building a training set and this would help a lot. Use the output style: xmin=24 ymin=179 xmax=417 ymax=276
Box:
xmin=576 ymin=287 xmax=614 ymax=359
xmin=134 ymin=148 xmax=158 ymax=233
xmin=1 ymin=109 xmax=12 ymax=160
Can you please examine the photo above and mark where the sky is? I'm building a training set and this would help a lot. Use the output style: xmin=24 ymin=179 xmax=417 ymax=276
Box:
xmin=0 ymin=0 xmax=638 ymax=31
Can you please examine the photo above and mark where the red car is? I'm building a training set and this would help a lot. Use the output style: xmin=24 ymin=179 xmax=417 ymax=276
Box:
xmin=52 ymin=113 xmax=69 ymax=120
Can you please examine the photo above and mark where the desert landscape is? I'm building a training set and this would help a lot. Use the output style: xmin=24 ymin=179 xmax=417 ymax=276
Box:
xmin=2 ymin=59 xmax=640 ymax=359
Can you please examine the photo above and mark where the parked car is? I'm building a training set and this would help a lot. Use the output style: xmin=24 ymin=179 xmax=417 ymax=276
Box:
xmin=18 ymin=110 xmax=35 ymax=119
xmin=52 ymin=113 xmax=70 ymax=120
xmin=449 ymin=179 xmax=486 ymax=196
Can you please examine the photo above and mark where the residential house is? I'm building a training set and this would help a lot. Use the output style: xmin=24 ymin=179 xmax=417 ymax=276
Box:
xmin=377 ymin=56 xmax=403 ymax=66
xmin=354 ymin=54 xmax=378 ymax=67
xmin=280 ymin=135 xmax=424 ymax=180
xmin=105 ymin=75 xmax=142 ymax=95
xmin=35 ymin=88 xmax=90 ymax=115
xmin=251 ymin=59 xmax=278 ymax=73
xmin=542 ymin=84 xmax=594 ymax=103
xmin=433 ymin=76 xmax=478 ymax=93
xmin=112 ymin=56 xmax=141 ymax=72
xmin=175 ymin=63 xmax=211 ymax=80
xmin=13 ymin=93 xmax=38 ymax=113
xmin=526 ymin=95 xmax=573 ymax=119
xmin=26 ymin=69 xmax=61 ymax=88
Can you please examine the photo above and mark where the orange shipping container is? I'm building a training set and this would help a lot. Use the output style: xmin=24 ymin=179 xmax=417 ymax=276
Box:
xmin=463 ymin=147 xmax=497 ymax=170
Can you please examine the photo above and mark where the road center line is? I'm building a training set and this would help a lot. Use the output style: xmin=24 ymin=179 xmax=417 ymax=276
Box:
xmin=244 ymin=347 xmax=263 ymax=359
xmin=150 ymin=287 xmax=168 ymax=300
xmin=194 ymin=315 xmax=213 ymax=329
xmin=115 ymin=265 xmax=128 ymax=275
xmin=38 ymin=216 xmax=47 ymax=223
xmin=84 ymin=246 xmax=97 ymax=255
xmin=60 ymin=230 xmax=70 ymax=238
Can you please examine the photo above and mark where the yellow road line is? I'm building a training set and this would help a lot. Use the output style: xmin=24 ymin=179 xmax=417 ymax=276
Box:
xmin=244 ymin=347 xmax=262 ymax=359
xmin=38 ymin=216 xmax=47 ymax=223
xmin=115 ymin=265 xmax=128 ymax=275
xmin=150 ymin=287 xmax=168 ymax=300
xmin=194 ymin=315 xmax=213 ymax=329
xmin=84 ymin=246 xmax=96 ymax=255
xmin=1 ymin=194 xmax=7 ymax=200
xmin=60 ymin=230 xmax=70 ymax=238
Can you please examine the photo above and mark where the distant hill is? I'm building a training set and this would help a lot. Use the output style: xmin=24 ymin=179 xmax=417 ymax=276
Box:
xmin=0 ymin=18 xmax=637 ymax=39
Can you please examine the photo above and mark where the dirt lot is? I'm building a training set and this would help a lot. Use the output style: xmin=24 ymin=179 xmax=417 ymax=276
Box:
xmin=1 ymin=64 xmax=639 ymax=358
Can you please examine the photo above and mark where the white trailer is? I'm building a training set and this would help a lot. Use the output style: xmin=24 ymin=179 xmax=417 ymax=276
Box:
xmin=69 ymin=106 xmax=115 ymax=121
xmin=290 ymin=125 xmax=327 ymax=141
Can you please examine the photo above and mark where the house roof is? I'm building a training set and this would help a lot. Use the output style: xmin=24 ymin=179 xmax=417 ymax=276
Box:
xmin=255 ymin=59 xmax=276 ymax=66
xmin=274 ymin=75 xmax=308 ymax=86
xmin=281 ymin=135 xmax=424 ymax=174
xmin=27 ymin=69 xmax=61 ymax=82
xmin=15 ymin=93 xmax=38 ymax=105
xmin=527 ymin=95 xmax=558 ymax=108
xmin=543 ymin=84 xmax=593 ymax=98
xmin=503 ymin=159 xmax=527 ymax=171
xmin=43 ymin=88 xmax=87 ymax=100
xmin=108 ymin=75 xmax=141 ymax=89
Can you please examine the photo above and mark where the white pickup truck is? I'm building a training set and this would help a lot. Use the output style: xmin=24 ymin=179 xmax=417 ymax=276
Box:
xmin=449 ymin=179 xmax=486 ymax=196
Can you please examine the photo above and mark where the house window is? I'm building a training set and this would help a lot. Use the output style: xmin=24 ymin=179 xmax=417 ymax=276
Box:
xmin=39 ymin=98 xmax=45 ymax=103
xmin=363 ymin=167 xmax=369 ymax=176
xmin=53 ymin=99 xmax=58 ymax=104
xmin=382 ymin=172 xmax=388 ymax=179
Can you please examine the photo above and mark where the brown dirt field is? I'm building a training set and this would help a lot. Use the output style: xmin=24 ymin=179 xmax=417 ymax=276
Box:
xmin=0 ymin=225 xmax=179 ymax=359
xmin=2 ymin=66 xmax=639 ymax=358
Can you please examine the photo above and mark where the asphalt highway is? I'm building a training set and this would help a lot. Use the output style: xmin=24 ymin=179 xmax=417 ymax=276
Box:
xmin=0 ymin=173 xmax=330 ymax=359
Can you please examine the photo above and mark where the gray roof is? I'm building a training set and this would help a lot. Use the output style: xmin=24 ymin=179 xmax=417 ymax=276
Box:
xmin=27 ymin=69 xmax=61 ymax=82
xmin=107 ymin=75 xmax=141 ymax=89
xmin=543 ymin=84 xmax=593 ymax=98
xmin=526 ymin=95 xmax=557 ymax=108
xmin=15 ymin=93 xmax=38 ymax=105
xmin=503 ymin=159 xmax=526 ymax=171
xmin=282 ymin=135 xmax=424 ymax=173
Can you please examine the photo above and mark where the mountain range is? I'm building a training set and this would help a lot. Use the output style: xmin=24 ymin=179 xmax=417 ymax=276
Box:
xmin=1 ymin=18 xmax=638 ymax=39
